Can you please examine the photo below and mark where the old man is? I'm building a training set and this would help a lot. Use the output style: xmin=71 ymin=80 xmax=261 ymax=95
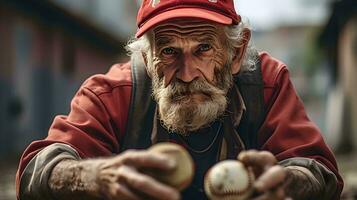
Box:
xmin=16 ymin=0 xmax=343 ymax=199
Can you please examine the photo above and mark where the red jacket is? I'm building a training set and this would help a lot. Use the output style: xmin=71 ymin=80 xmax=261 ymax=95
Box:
xmin=16 ymin=52 xmax=343 ymax=198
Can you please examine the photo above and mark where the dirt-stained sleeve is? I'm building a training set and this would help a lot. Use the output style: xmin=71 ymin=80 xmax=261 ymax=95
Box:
xmin=19 ymin=143 xmax=80 ymax=200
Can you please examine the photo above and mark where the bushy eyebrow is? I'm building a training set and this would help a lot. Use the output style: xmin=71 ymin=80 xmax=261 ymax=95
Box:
xmin=193 ymin=35 xmax=216 ymax=44
xmin=155 ymin=36 xmax=174 ymax=49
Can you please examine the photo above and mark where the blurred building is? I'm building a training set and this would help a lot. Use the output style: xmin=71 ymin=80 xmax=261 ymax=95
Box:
xmin=0 ymin=0 xmax=139 ymax=158
xmin=252 ymin=24 xmax=330 ymax=135
xmin=319 ymin=0 xmax=357 ymax=153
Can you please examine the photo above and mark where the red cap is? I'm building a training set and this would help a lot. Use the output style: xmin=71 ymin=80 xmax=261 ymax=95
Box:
xmin=136 ymin=0 xmax=241 ymax=38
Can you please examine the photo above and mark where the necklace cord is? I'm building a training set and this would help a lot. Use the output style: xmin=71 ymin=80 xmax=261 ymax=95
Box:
xmin=178 ymin=122 xmax=222 ymax=154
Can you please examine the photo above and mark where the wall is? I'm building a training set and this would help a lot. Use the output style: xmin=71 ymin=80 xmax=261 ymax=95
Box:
xmin=338 ymin=16 xmax=357 ymax=150
xmin=0 ymin=2 xmax=129 ymax=158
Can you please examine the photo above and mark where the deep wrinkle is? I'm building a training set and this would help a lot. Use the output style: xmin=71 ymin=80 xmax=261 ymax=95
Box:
xmin=152 ymin=19 xmax=228 ymax=87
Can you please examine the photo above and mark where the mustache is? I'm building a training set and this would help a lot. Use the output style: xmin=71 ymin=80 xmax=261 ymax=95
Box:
xmin=151 ymin=64 xmax=232 ymax=133
xmin=152 ymin=62 xmax=233 ymax=105
xmin=163 ymin=78 xmax=226 ymax=101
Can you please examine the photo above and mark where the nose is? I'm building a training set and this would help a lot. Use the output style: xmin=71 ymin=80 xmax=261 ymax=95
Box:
xmin=176 ymin=54 xmax=200 ymax=82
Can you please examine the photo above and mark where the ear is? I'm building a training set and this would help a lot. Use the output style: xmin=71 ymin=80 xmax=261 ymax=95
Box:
xmin=142 ymin=52 xmax=153 ymax=79
xmin=142 ymin=52 xmax=148 ymax=67
xmin=231 ymin=29 xmax=251 ymax=75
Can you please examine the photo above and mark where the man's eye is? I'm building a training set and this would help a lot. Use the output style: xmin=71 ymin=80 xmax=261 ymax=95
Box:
xmin=198 ymin=44 xmax=212 ymax=52
xmin=162 ymin=47 xmax=176 ymax=55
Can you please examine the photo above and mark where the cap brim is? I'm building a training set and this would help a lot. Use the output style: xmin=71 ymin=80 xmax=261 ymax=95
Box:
xmin=136 ymin=7 xmax=233 ymax=38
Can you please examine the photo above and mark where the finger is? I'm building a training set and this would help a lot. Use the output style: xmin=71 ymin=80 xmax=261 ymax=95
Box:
xmin=254 ymin=165 xmax=286 ymax=192
xmin=251 ymin=187 xmax=286 ymax=200
xmin=237 ymin=150 xmax=263 ymax=176
xmin=274 ymin=186 xmax=286 ymax=199
xmin=238 ymin=150 xmax=277 ymax=169
xmin=121 ymin=150 xmax=176 ymax=170
xmin=98 ymin=168 xmax=142 ymax=200
xmin=120 ymin=166 xmax=180 ymax=200
xmin=112 ymin=183 xmax=142 ymax=200
xmin=237 ymin=149 xmax=258 ymax=164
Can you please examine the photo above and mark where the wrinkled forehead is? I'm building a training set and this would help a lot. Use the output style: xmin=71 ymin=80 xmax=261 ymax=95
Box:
xmin=152 ymin=19 xmax=225 ymax=46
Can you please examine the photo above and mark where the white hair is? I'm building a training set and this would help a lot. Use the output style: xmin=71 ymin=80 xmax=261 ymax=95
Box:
xmin=223 ymin=21 xmax=258 ymax=71
xmin=125 ymin=20 xmax=258 ymax=72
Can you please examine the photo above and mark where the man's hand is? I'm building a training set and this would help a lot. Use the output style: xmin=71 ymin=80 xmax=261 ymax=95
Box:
xmin=237 ymin=150 xmax=291 ymax=200
xmin=96 ymin=149 xmax=180 ymax=200
xmin=49 ymin=149 xmax=180 ymax=200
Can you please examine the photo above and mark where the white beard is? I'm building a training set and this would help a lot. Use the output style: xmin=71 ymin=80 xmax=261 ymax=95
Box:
xmin=151 ymin=66 xmax=232 ymax=135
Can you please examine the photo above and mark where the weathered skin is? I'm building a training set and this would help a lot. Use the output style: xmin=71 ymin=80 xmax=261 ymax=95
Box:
xmin=148 ymin=19 xmax=242 ymax=133
xmin=48 ymin=150 xmax=180 ymax=200
xmin=152 ymin=19 xmax=228 ymax=87
xmin=47 ymin=19 xmax=320 ymax=200
xmin=238 ymin=150 xmax=322 ymax=200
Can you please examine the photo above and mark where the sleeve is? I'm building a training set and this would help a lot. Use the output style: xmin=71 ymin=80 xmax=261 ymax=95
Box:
xmin=258 ymin=66 xmax=344 ymax=199
xmin=19 ymin=143 xmax=80 ymax=200
xmin=16 ymin=85 xmax=128 ymax=199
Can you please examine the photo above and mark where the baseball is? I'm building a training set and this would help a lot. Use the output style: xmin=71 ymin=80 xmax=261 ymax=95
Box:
xmin=144 ymin=142 xmax=194 ymax=191
xmin=204 ymin=160 xmax=255 ymax=200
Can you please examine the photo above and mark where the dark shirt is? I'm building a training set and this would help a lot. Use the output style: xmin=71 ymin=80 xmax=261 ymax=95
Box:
xmin=170 ymin=121 xmax=223 ymax=200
